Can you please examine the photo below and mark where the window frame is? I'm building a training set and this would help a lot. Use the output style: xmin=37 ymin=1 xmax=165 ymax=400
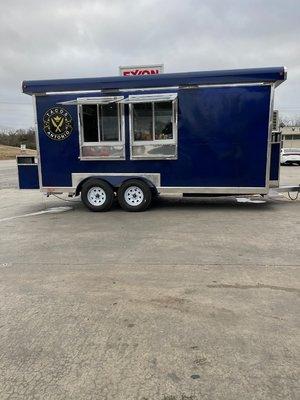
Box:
xmin=130 ymin=101 xmax=177 ymax=145
xmin=128 ymin=93 xmax=178 ymax=146
xmin=126 ymin=93 xmax=178 ymax=160
xmin=77 ymin=96 xmax=125 ymax=160
xmin=79 ymin=97 xmax=124 ymax=146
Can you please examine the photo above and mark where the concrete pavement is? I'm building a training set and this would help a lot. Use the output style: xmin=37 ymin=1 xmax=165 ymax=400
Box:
xmin=0 ymin=159 xmax=18 ymax=189
xmin=0 ymin=160 xmax=299 ymax=400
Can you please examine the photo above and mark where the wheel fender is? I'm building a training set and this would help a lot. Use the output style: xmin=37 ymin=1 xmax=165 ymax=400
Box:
xmin=76 ymin=176 xmax=158 ymax=196
xmin=121 ymin=177 xmax=157 ymax=193
xmin=75 ymin=177 xmax=113 ymax=196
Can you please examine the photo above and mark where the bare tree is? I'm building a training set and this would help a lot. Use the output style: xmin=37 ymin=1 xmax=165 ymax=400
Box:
xmin=279 ymin=116 xmax=300 ymax=127
xmin=0 ymin=128 xmax=36 ymax=149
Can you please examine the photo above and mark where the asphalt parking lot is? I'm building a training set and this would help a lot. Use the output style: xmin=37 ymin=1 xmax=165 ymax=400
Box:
xmin=0 ymin=160 xmax=299 ymax=400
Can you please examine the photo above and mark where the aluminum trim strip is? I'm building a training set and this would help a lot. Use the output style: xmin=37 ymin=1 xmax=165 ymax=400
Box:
xmin=59 ymin=96 xmax=124 ymax=105
xmin=158 ymin=187 xmax=268 ymax=195
xmin=79 ymin=156 xmax=126 ymax=161
xmin=265 ymin=84 xmax=275 ymax=190
xmin=71 ymin=172 xmax=161 ymax=188
xmin=120 ymin=93 xmax=177 ymax=104
xmin=17 ymin=164 xmax=38 ymax=167
xmin=32 ymin=95 xmax=43 ymax=189
xmin=41 ymin=184 xmax=269 ymax=196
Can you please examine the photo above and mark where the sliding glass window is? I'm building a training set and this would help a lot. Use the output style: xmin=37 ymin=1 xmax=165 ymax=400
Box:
xmin=78 ymin=97 xmax=124 ymax=159
xmin=82 ymin=103 xmax=121 ymax=143
xmin=132 ymin=101 xmax=174 ymax=143
xmin=126 ymin=93 xmax=177 ymax=160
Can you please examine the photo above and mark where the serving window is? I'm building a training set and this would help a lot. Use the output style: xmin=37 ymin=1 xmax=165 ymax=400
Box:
xmin=61 ymin=96 xmax=125 ymax=160
xmin=80 ymin=97 xmax=124 ymax=159
xmin=121 ymin=93 xmax=177 ymax=160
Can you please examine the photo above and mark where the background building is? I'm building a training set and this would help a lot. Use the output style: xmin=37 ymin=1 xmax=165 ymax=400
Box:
xmin=281 ymin=126 xmax=300 ymax=148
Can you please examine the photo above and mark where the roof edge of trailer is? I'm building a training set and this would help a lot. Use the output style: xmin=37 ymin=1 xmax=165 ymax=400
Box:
xmin=22 ymin=66 xmax=287 ymax=95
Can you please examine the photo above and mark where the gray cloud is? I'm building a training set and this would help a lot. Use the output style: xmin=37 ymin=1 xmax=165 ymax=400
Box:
xmin=0 ymin=0 xmax=299 ymax=128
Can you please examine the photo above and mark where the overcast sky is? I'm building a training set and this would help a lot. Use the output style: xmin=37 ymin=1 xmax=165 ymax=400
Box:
xmin=0 ymin=0 xmax=299 ymax=129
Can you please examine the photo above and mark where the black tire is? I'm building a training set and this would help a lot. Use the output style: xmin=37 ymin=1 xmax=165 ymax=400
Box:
xmin=118 ymin=179 xmax=152 ymax=212
xmin=81 ymin=179 xmax=114 ymax=212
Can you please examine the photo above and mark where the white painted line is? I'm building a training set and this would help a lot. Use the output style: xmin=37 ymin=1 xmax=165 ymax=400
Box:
xmin=0 ymin=206 xmax=73 ymax=222
xmin=236 ymin=197 xmax=266 ymax=204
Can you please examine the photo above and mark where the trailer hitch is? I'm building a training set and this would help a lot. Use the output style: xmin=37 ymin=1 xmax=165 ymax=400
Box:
xmin=273 ymin=185 xmax=300 ymax=193
xmin=269 ymin=185 xmax=300 ymax=201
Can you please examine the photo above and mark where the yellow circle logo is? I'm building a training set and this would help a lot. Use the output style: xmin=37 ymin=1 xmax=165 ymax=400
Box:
xmin=43 ymin=107 xmax=73 ymax=141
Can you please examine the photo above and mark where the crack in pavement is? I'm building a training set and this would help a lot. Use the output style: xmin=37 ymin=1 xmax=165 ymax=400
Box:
xmin=207 ymin=282 xmax=300 ymax=294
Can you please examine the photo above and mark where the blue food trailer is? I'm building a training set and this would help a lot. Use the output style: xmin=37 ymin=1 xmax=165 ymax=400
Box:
xmin=18 ymin=67 xmax=287 ymax=211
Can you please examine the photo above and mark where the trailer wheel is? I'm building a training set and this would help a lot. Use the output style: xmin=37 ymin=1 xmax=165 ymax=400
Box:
xmin=81 ymin=179 xmax=114 ymax=212
xmin=118 ymin=179 xmax=152 ymax=212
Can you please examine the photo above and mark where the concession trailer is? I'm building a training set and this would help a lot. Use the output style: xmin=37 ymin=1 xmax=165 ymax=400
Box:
xmin=18 ymin=67 xmax=290 ymax=211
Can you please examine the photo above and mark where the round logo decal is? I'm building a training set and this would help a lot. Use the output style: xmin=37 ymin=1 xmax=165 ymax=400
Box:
xmin=43 ymin=107 xmax=73 ymax=141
